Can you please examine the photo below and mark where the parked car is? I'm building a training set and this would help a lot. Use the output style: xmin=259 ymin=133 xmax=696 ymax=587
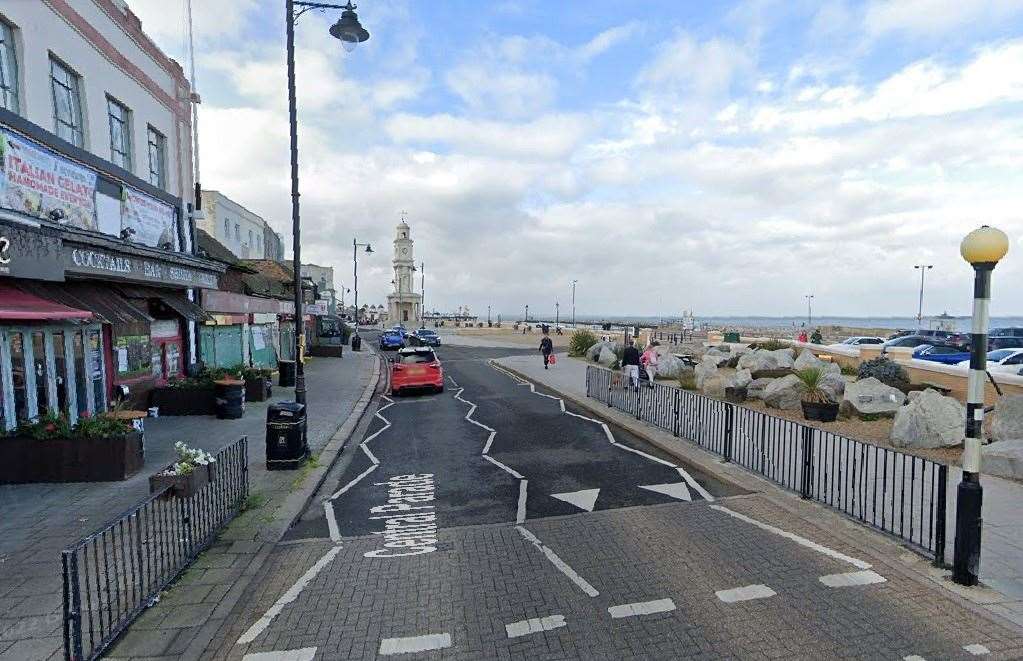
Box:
xmin=989 ymin=335 xmax=1023 ymax=351
xmin=912 ymin=344 xmax=971 ymax=365
xmin=413 ymin=328 xmax=441 ymax=347
xmin=886 ymin=330 xmax=915 ymax=340
xmin=831 ymin=336 xmax=884 ymax=347
xmin=390 ymin=325 xmax=409 ymax=338
xmin=379 ymin=330 xmax=404 ymax=350
xmin=989 ymin=327 xmax=1023 ymax=337
xmin=390 ymin=347 xmax=444 ymax=395
xmin=955 ymin=348 xmax=1023 ymax=372
xmin=882 ymin=335 xmax=932 ymax=349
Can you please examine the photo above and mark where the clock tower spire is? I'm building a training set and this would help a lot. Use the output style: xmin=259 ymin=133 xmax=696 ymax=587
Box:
xmin=387 ymin=214 xmax=423 ymax=325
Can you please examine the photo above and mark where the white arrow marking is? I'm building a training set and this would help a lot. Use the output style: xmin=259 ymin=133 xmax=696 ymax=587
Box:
xmin=551 ymin=488 xmax=600 ymax=512
xmin=639 ymin=482 xmax=692 ymax=501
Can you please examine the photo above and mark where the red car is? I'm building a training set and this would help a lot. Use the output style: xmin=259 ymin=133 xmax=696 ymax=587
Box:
xmin=390 ymin=347 xmax=444 ymax=395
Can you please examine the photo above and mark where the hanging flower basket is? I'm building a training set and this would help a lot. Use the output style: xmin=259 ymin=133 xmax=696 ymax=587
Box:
xmin=149 ymin=442 xmax=217 ymax=498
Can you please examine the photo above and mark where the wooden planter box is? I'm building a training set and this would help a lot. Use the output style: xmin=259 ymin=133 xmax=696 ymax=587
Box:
xmin=308 ymin=345 xmax=343 ymax=358
xmin=245 ymin=376 xmax=272 ymax=402
xmin=149 ymin=464 xmax=214 ymax=498
xmin=0 ymin=431 xmax=144 ymax=484
xmin=150 ymin=386 xmax=216 ymax=416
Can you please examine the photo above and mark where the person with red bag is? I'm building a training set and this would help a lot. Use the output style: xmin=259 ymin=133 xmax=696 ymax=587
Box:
xmin=539 ymin=331 xmax=554 ymax=369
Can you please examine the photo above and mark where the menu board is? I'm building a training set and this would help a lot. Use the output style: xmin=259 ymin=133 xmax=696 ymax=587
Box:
xmin=122 ymin=186 xmax=177 ymax=249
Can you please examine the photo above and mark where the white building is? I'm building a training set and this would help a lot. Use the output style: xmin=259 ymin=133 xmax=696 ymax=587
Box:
xmin=287 ymin=261 xmax=337 ymax=314
xmin=201 ymin=190 xmax=282 ymax=260
xmin=386 ymin=220 xmax=422 ymax=325
xmin=1 ymin=0 xmax=193 ymax=210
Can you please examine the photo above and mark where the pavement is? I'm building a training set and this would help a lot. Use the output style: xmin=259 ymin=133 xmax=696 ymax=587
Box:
xmin=0 ymin=350 xmax=377 ymax=661
xmin=166 ymin=341 xmax=1023 ymax=660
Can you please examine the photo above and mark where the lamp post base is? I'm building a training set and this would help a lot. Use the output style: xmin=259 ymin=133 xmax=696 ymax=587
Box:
xmin=295 ymin=372 xmax=306 ymax=406
xmin=952 ymin=474 xmax=983 ymax=586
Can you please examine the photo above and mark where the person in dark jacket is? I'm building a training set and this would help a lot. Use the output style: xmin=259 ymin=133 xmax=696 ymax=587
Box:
xmin=621 ymin=341 xmax=641 ymax=390
xmin=539 ymin=332 xmax=554 ymax=369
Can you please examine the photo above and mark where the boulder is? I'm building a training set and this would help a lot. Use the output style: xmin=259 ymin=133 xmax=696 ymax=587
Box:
xmin=763 ymin=374 xmax=803 ymax=410
xmin=840 ymin=377 xmax=905 ymax=418
xmin=752 ymin=368 xmax=795 ymax=379
xmin=711 ymin=344 xmax=731 ymax=353
xmin=770 ymin=348 xmax=796 ymax=369
xmin=793 ymin=350 xmax=841 ymax=375
xmin=982 ymin=440 xmax=1023 ymax=481
xmin=702 ymin=375 xmax=726 ymax=399
xmin=656 ymin=353 xmax=685 ymax=379
xmin=890 ymin=390 xmax=966 ymax=449
xmin=695 ymin=359 xmax=718 ymax=389
xmin=747 ymin=378 xmax=774 ymax=400
xmin=990 ymin=394 xmax=1023 ymax=443
xmin=586 ymin=341 xmax=608 ymax=362
xmin=702 ymin=350 xmax=730 ymax=368
xmin=730 ymin=368 xmax=753 ymax=389
xmin=726 ymin=354 xmax=742 ymax=369
xmin=596 ymin=346 xmax=617 ymax=367
xmin=738 ymin=350 xmax=779 ymax=373
xmin=819 ymin=373 xmax=846 ymax=402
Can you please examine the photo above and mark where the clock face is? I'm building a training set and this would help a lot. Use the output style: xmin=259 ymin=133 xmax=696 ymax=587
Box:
xmin=401 ymin=248 xmax=408 ymax=254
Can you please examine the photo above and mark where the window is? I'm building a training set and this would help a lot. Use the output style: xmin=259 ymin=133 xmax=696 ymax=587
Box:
xmin=257 ymin=235 xmax=262 ymax=254
xmin=398 ymin=350 xmax=436 ymax=364
xmin=106 ymin=96 xmax=132 ymax=169
xmin=9 ymin=332 xmax=27 ymax=423
xmin=113 ymin=333 xmax=151 ymax=378
xmin=224 ymin=219 xmax=230 ymax=237
xmin=234 ymin=223 xmax=240 ymax=241
xmin=248 ymin=229 xmax=253 ymax=247
xmin=53 ymin=332 xmax=68 ymax=415
xmin=147 ymin=126 xmax=166 ymax=187
xmin=73 ymin=331 xmax=89 ymax=416
xmin=50 ymin=56 xmax=84 ymax=146
xmin=0 ymin=20 xmax=18 ymax=112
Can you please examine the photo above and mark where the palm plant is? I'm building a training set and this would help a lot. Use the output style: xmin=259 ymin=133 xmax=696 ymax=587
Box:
xmin=795 ymin=367 xmax=832 ymax=404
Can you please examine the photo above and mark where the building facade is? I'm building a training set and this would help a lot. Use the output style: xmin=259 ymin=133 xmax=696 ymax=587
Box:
xmin=386 ymin=220 xmax=422 ymax=325
xmin=0 ymin=1 xmax=224 ymax=429
xmin=287 ymin=261 xmax=337 ymax=315
xmin=200 ymin=190 xmax=281 ymax=261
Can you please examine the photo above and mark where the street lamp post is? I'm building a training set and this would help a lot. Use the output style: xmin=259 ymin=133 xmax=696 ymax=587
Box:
xmin=487 ymin=305 xmax=491 ymax=325
xmin=352 ymin=238 xmax=372 ymax=336
xmin=555 ymin=302 xmax=559 ymax=327
xmin=805 ymin=294 xmax=814 ymax=327
xmin=420 ymin=261 xmax=425 ymax=328
xmin=914 ymin=264 xmax=933 ymax=329
xmin=953 ymin=225 xmax=1009 ymax=586
xmin=286 ymin=0 xmax=368 ymax=404
xmin=525 ymin=305 xmax=529 ymax=323
xmin=571 ymin=279 xmax=577 ymax=327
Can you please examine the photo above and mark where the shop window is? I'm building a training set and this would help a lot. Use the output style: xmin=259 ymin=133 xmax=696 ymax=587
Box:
xmin=10 ymin=332 xmax=27 ymax=422
xmin=114 ymin=333 xmax=151 ymax=378
xmin=73 ymin=331 xmax=88 ymax=416
xmin=0 ymin=19 xmax=18 ymax=113
xmin=107 ymin=96 xmax=132 ymax=171
xmin=31 ymin=331 xmax=48 ymax=417
xmin=89 ymin=330 xmax=105 ymax=411
xmin=164 ymin=342 xmax=181 ymax=376
xmin=53 ymin=331 xmax=68 ymax=415
xmin=50 ymin=56 xmax=84 ymax=147
xmin=147 ymin=125 xmax=166 ymax=188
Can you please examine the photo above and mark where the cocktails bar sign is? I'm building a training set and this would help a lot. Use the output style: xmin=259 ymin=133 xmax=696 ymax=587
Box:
xmin=65 ymin=245 xmax=219 ymax=289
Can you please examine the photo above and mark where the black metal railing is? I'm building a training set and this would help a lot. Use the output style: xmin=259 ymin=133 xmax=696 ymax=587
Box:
xmin=62 ymin=437 xmax=249 ymax=661
xmin=586 ymin=366 xmax=948 ymax=563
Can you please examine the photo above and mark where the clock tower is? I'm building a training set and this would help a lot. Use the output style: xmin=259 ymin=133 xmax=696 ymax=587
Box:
xmin=387 ymin=217 xmax=423 ymax=325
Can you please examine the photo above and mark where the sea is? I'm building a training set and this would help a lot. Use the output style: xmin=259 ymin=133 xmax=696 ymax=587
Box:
xmin=561 ymin=315 xmax=1023 ymax=332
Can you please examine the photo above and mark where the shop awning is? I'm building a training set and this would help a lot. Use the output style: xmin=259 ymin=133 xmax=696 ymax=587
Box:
xmin=0 ymin=284 xmax=93 ymax=320
xmin=117 ymin=286 xmax=212 ymax=322
xmin=16 ymin=281 xmax=153 ymax=325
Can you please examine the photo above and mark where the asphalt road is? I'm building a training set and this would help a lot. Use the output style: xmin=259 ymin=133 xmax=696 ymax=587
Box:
xmin=212 ymin=339 xmax=1022 ymax=661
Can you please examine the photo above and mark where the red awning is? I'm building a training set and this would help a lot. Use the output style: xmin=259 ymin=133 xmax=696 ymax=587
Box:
xmin=0 ymin=284 xmax=93 ymax=321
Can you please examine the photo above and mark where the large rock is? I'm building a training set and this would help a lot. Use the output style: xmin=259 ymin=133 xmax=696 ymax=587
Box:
xmin=586 ymin=341 xmax=608 ymax=362
xmin=982 ymin=440 xmax=1023 ymax=481
xmin=702 ymin=349 xmax=730 ymax=367
xmin=747 ymin=378 xmax=774 ymax=400
xmin=730 ymin=368 xmax=753 ymax=389
xmin=819 ymin=373 xmax=846 ymax=402
xmin=656 ymin=353 xmax=685 ymax=379
xmin=695 ymin=359 xmax=718 ymax=389
xmin=890 ymin=390 xmax=966 ymax=449
xmin=738 ymin=350 xmax=779 ymax=373
xmin=841 ymin=377 xmax=905 ymax=418
xmin=596 ymin=346 xmax=617 ymax=367
xmin=990 ymin=395 xmax=1023 ymax=443
xmin=763 ymin=374 xmax=803 ymax=410
xmin=702 ymin=375 xmax=726 ymax=399
xmin=794 ymin=350 xmax=841 ymax=375
xmin=770 ymin=348 xmax=796 ymax=369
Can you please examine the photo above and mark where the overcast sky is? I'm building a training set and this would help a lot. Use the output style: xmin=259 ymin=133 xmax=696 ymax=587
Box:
xmin=129 ymin=0 xmax=1023 ymax=319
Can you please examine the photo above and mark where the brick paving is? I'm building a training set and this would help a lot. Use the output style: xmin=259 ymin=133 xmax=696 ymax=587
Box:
xmin=0 ymin=352 xmax=376 ymax=661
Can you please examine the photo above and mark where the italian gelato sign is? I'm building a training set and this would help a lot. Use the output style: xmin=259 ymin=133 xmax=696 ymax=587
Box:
xmin=122 ymin=186 xmax=177 ymax=249
xmin=0 ymin=128 xmax=97 ymax=231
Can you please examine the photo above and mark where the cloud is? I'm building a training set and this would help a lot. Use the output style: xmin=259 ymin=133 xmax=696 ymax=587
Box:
xmin=636 ymin=31 xmax=752 ymax=101
xmin=445 ymin=65 xmax=558 ymax=118
xmin=576 ymin=22 xmax=643 ymax=61
xmin=865 ymin=0 xmax=1023 ymax=38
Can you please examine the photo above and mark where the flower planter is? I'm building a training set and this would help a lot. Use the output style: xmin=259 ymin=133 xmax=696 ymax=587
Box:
xmin=801 ymin=400 xmax=839 ymax=422
xmin=149 ymin=464 xmax=213 ymax=498
xmin=308 ymin=345 xmax=344 ymax=358
xmin=245 ymin=376 xmax=272 ymax=402
xmin=0 ymin=431 xmax=144 ymax=483
xmin=150 ymin=386 xmax=216 ymax=416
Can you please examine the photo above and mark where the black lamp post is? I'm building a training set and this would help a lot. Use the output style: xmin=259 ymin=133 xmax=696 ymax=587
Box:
xmin=953 ymin=225 xmax=1009 ymax=586
xmin=914 ymin=264 xmax=933 ymax=329
xmin=286 ymin=0 xmax=368 ymax=404
xmin=353 ymin=238 xmax=372 ymax=333
xmin=571 ymin=279 xmax=577 ymax=327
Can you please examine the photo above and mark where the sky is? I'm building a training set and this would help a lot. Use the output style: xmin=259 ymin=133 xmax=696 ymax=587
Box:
xmin=127 ymin=0 xmax=1023 ymax=320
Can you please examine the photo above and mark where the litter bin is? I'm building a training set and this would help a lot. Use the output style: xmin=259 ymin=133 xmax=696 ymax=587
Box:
xmin=278 ymin=360 xmax=296 ymax=387
xmin=266 ymin=401 xmax=307 ymax=470
xmin=214 ymin=379 xmax=245 ymax=419
xmin=351 ymin=334 xmax=362 ymax=351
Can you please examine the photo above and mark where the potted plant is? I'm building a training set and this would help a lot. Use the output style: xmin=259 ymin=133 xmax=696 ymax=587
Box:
xmin=796 ymin=367 xmax=839 ymax=422
xmin=149 ymin=442 xmax=217 ymax=498
xmin=242 ymin=367 xmax=273 ymax=402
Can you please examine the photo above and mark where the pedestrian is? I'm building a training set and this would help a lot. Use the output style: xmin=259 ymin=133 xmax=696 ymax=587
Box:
xmin=539 ymin=331 xmax=554 ymax=369
xmin=621 ymin=340 xmax=641 ymax=391
xmin=641 ymin=341 xmax=659 ymax=388
xmin=798 ymin=329 xmax=808 ymax=343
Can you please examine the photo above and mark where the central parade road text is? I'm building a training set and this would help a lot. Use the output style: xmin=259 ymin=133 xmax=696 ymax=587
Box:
xmin=364 ymin=473 xmax=439 ymax=558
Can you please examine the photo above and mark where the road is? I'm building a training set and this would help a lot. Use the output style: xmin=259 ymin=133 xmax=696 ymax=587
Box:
xmin=209 ymin=340 xmax=1020 ymax=660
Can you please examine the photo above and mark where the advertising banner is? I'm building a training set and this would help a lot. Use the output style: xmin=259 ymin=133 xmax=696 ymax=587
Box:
xmin=122 ymin=186 xmax=176 ymax=249
xmin=0 ymin=128 xmax=97 ymax=230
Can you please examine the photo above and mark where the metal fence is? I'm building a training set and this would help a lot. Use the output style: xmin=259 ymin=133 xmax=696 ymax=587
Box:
xmin=62 ymin=437 xmax=249 ymax=661
xmin=586 ymin=366 xmax=948 ymax=563
xmin=651 ymin=330 xmax=693 ymax=345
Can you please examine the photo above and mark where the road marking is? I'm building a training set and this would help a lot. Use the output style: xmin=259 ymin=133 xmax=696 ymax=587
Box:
xmin=676 ymin=466 xmax=714 ymax=501
xmin=516 ymin=525 xmax=599 ymax=597
xmin=242 ymin=648 xmax=317 ymax=661
xmin=324 ymin=501 xmax=341 ymax=542
xmin=715 ymin=584 xmax=777 ymax=603
xmin=639 ymin=482 xmax=692 ymax=501
xmin=483 ymin=454 xmax=524 ymax=479
xmin=551 ymin=488 xmax=600 ymax=512
xmin=331 ymin=463 xmax=379 ymax=499
xmin=964 ymin=644 xmax=990 ymax=655
xmin=379 ymin=633 xmax=452 ymax=656
xmin=709 ymin=504 xmax=872 ymax=570
xmin=482 ymin=430 xmax=496 ymax=454
xmin=360 ymin=443 xmax=379 ymax=465
xmin=819 ymin=570 xmax=886 ymax=588
xmin=447 ymin=375 xmax=459 ymax=387
xmin=608 ymin=598 xmax=676 ymax=618
xmin=904 ymin=656 xmax=927 ymax=660
xmin=517 ymin=479 xmax=528 ymax=523
xmin=505 ymin=614 xmax=566 ymax=638
xmin=236 ymin=546 xmax=342 ymax=645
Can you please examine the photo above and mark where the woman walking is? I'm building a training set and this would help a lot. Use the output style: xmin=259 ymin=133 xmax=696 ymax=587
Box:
xmin=641 ymin=341 xmax=659 ymax=388
xmin=539 ymin=331 xmax=554 ymax=369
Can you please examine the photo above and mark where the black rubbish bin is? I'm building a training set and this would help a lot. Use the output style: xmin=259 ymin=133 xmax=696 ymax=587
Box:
xmin=351 ymin=334 xmax=362 ymax=351
xmin=266 ymin=401 xmax=308 ymax=470
xmin=214 ymin=379 xmax=245 ymax=419
xmin=278 ymin=360 xmax=296 ymax=387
